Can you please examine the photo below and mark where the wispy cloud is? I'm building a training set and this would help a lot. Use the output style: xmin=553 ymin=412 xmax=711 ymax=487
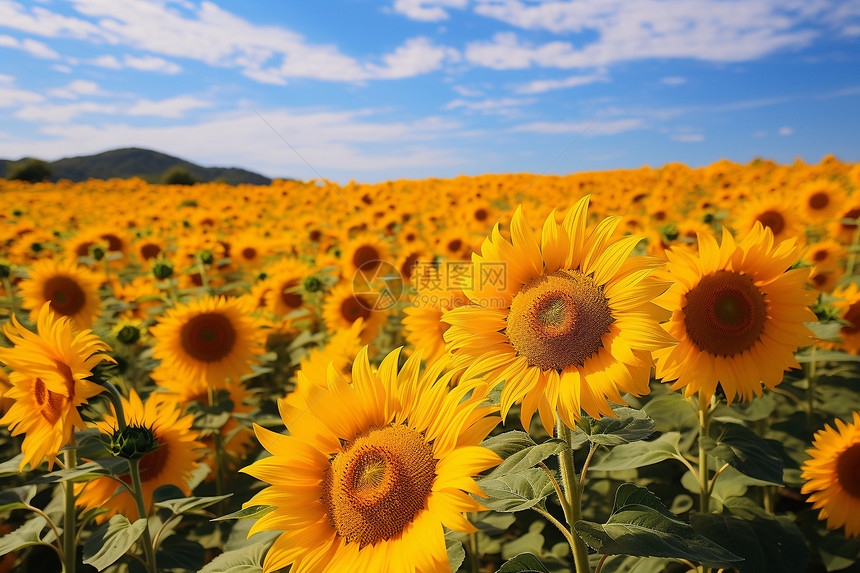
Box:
xmin=392 ymin=0 xmax=468 ymax=22
xmin=0 ymin=34 xmax=59 ymax=59
xmin=512 ymin=118 xmax=644 ymax=135
xmin=513 ymin=73 xmax=608 ymax=94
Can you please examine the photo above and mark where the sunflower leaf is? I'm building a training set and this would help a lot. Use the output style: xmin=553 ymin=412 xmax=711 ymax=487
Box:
xmin=157 ymin=536 xmax=206 ymax=571
xmin=588 ymin=432 xmax=682 ymax=471
xmin=690 ymin=513 xmax=806 ymax=573
xmin=578 ymin=407 xmax=655 ymax=446
xmin=574 ymin=485 xmax=741 ymax=563
xmin=82 ymin=515 xmax=147 ymax=570
xmin=199 ymin=541 xmax=267 ymax=572
xmin=795 ymin=350 xmax=860 ymax=363
xmin=0 ymin=485 xmax=37 ymax=512
xmin=0 ymin=454 xmax=25 ymax=478
xmin=478 ymin=468 xmax=556 ymax=513
xmin=0 ymin=516 xmax=48 ymax=555
xmin=481 ymin=431 xmax=566 ymax=478
xmin=28 ymin=460 xmax=123 ymax=484
xmin=155 ymin=493 xmax=232 ymax=515
xmin=445 ymin=534 xmax=466 ymax=572
xmin=706 ymin=422 xmax=784 ymax=485
xmin=496 ymin=552 xmax=552 ymax=572
xmin=211 ymin=505 xmax=276 ymax=521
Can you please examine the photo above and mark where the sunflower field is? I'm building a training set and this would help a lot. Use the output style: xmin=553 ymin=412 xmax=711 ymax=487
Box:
xmin=1 ymin=156 xmax=860 ymax=573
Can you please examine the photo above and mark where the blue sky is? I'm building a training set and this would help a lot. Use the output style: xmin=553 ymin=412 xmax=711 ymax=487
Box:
xmin=0 ymin=0 xmax=859 ymax=183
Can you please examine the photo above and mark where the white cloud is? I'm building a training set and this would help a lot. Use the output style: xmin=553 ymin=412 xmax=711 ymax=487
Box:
xmin=366 ymin=37 xmax=459 ymax=79
xmin=0 ymin=34 xmax=59 ymax=59
xmin=14 ymin=101 xmax=117 ymax=122
xmin=48 ymin=79 xmax=102 ymax=99
xmin=0 ymin=108 xmax=468 ymax=180
xmin=662 ymin=76 xmax=687 ymax=85
xmin=445 ymin=96 xmax=536 ymax=115
xmin=514 ymin=74 xmax=608 ymax=94
xmin=123 ymin=55 xmax=182 ymax=74
xmin=779 ymin=126 xmax=794 ymax=135
xmin=0 ymin=74 xmax=44 ymax=107
xmin=52 ymin=64 xmax=72 ymax=73
xmin=452 ymin=85 xmax=484 ymax=97
xmin=392 ymin=0 xmax=468 ymax=21
xmin=128 ymin=96 xmax=212 ymax=118
xmin=91 ymin=54 xmax=122 ymax=69
xmin=671 ymin=133 xmax=705 ymax=142
xmin=467 ymin=1 xmax=824 ymax=68
xmin=512 ymin=118 xmax=644 ymax=135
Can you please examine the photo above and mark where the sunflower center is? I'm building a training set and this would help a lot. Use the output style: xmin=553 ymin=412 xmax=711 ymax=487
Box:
xmin=683 ymin=270 xmax=767 ymax=357
xmin=842 ymin=303 xmax=860 ymax=335
xmin=280 ymin=279 xmax=303 ymax=309
xmin=140 ymin=243 xmax=161 ymax=260
xmin=322 ymin=424 xmax=436 ymax=547
xmin=841 ymin=208 xmax=860 ymax=231
xmin=506 ymin=270 xmax=613 ymax=371
xmin=180 ymin=313 xmax=237 ymax=362
xmin=448 ymin=239 xmax=463 ymax=253
xmin=836 ymin=443 xmax=860 ymax=499
xmin=340 ymin=295 xmax=371 ymax=322
xmin=352 ymin=245 xmax=381 ymax=271
xmin=241 ymin=247 xmax=257 ymax=260
xmin=43 ymin=275 xmax=86 ymax=317
xmin=808 ymin=192 xmax=829 ymax=210
xmin=756 ymin=210 xmax=785 ymax=235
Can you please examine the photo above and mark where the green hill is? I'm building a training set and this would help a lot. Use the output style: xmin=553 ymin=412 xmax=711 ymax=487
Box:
xmin=1 ymin=148 xmax=273 ymax=185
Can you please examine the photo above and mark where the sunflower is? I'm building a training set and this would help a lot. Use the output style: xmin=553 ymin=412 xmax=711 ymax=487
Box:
xmin=292 ymin=318 xmax=366 ymax=395
xmin=0 ymin=303 xmax=112 ymax=470
xmin=830 ymin=283 xmax=860 ymax=354
xmin=800 ymin=179 xmax=846 ymax=224
xmin=322 ymin=283 xmax=388 ymax=344
xmin=443 ymin=199 xmax=675 ymax=432
xmin=731 ymin=191 xmax=805 ymax=244
xmin=264 ymin=259 xmax=313 ymax=318
xmin=403 ymin=287 xmax=469 ymax=363
xmin=150 ymin=295 xmax=262 ymax=393
xmin=805 ymin=240 xmax=847 ymax=269
xmin=341 ymin=233 xmax=391 ymax=277
xmin=801 ymin=411 xmax=860 ymax=538
xmin=241 ymin=347 xmax=501 ymax=573
xmin=828 ymin=199 xmax=860 ymax=244
xmin=135 ymin=237 xmax=163 ymax=263
xmin=75 ymin=390 xmax=205 ymax=522
xmin=654 ymin=223 xmax=817 ymax=403
xmin=19 ymin=258 xmax=102 ymax=330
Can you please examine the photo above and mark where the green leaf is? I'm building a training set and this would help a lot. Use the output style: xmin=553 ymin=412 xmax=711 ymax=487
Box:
xmin=642 ymin=393 xmax=697 ymax=432
xmin=502 ymin=522 xmax=546 ymax=560
xmin=0 ymin=516 xmax=48 ymax=554
xmin=0 ymin=454 xmax=25 ymax=477
xmin=483 ymin=433 xmax=566 ymax=479
xmin=795 ymin=350 xmax=860 ymax=363
xmin=479 ymin=468 xmax=556 ymax=513
xmin=157 ymin=536 xmax=206 ymax=571
xmin=155 ymin=494 xmax=232 ymax=515
xmin=83 ymin=515 xmax=148 ymax=570
xmin=707 ymin=422 xmax=784 ymax=485
xmin=445 ymin=535 xmax=466 ymax=572
xmin=496 ymin=552 xmax=551 ymax=572
xmin=212 ymin=505 xmax=277 ymax=521
xmin=805 ymin=320 xmax=844 ymax=341
xmin=199 ymin=542 xmax=267 ymax=573
xmin=30 ymin=459 xmax=128 ymax=484
xmin=0 ymin=485 xmax=37 ymax=512
xmin=818 ymin=528 xmax=860 ymax=572
xmin=690 ymin=513 xmax=807 ymax=573
xmin=578 ymin=407 xmax=655 ymax=446
xmin=574 ymin=485 xmax=741 ymax=563
xmin=589 ymin=432 xmax=682 ymax=471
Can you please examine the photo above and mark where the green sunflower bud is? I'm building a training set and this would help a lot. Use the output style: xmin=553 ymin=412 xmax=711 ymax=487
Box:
xmin=198 ymin=250 xmax=214 ymax=265
xmin=90 ymin=245 xmax=106 ymax=261
xmin=109 ymin=425 xmax=158 ymax=460
xmin=153 ymin=260 xmax=174 ymax=280
xmin=0 ymin=264 xmax=10 ymax=279
xmin=302 ymin=276 xmax=323 ymax=293
xmin=117 ymin=325 xmax=140 ymax=345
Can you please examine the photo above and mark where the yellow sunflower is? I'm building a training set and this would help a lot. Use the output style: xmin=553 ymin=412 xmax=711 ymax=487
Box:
xmin=800 ymin=179 xmax=846 ymax=224
xmin=0 ymin=303 xmax=112 ymax=470
xmin=403 ymin=287 xmax=469 ymax=363
xmin=292 ymin=318 xmax=366 ymax=394
xmin=654 ymin=223 xmax=817 ymax=403
xmin=241 ymin=347 xmax=501 ymax=573
xmin=75 ymin=390 xmax=205 ymax=522
xmin=443 ymin=198 xmax=675 ymax=432
xmin=341 ymin=232 xmax=391 ymax=277
xmin=801 ymin=411 xmax=860 ymax=538
xmin=19 ymin=258 xmax=102 ymax=330
xmin=322 ymin=283 xmax=388 ymax=344
xmin=264 ymin=259 xmax=313 ymax=318
xmin=830 ymin=283 xmax=860 ymax=354
xmin=150 ymin=295 xmax=262 ymax=393
xmin=731 ymin=191 xmax=805 ymax=245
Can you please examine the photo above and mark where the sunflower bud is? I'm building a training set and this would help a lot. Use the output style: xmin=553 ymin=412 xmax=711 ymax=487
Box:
xmin=198 ymin=250 xmax=214 ymax=265
xmin=90 ymin=245 xmax=106 ymax=261
xmin=302 ymin=276 xmax=323 ymax=293
xmin=153 ymin=260 xmax=174 ymax=279
xmin=117 ymin=325 xmax=140 ymax=344
xmin=109 ymin=425 xmax=158 ymax=460
xmin=0 ymin=264 xmax=10 ymax=279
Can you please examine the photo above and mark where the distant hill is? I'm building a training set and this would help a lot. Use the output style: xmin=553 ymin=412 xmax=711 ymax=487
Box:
xmin=1 ymin=147 xmax=273 ymax=185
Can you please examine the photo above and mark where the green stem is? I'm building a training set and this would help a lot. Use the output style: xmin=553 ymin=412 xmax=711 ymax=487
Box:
xmin=697 ymin=394 xmax=712 ymax=514
xmin=467 ymin=520 xmax=480 ymax=573
xmin=806 ymin=346 xmax=817 ymax=430
xmin=557 ymin=419 xmax=591 ymax=573
xmin=195 ymin=254 xmax=210 ymax=292
xmin=63 ymin=437 xmax=77 ymax=573
xmin=129 ymin=459 xmax=157 ymax=573
xmin=845 ymin=224 xmax=860 ymax=276
xmin=2 ymin=276 xmax=16 ymax=315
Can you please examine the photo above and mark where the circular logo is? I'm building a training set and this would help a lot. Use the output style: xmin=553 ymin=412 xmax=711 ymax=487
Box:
xmin=352 ymin=259 xmax=404 ymax=311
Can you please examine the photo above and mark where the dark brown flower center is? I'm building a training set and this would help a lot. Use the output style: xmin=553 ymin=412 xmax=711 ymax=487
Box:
xmin=683 ymin=270 xmax=767 ymax=357
xmin=140 ymin=243 xmax=161 ymax=260
xmin=43 ymin=275 xmax=87 ymax=317
xmin=340 ymin=295 xmax=371 ymax=322
xmin=808 ymin=192 xmax=829 ymax=210
xmin=241 ymin=247 xmax=257 ymax=261
xmin=756 ymin=210 xmax=785 ymax=235
xmin=837 ymin=443 xmax=860 ymax=499
xmin=322 ymin=425 xmax=436 ymax=547
xmin=507 ymin=270 xmax=613 ymax=371
xmin=841 ymin=303 xmax=860 ymax=335
xmin=352 ymin=245 xmax=381 ymax=272
xmin=180 ymin=312 xmax=237 ymax=362
xmin=279 ymin=279 xmax=303 ymax=309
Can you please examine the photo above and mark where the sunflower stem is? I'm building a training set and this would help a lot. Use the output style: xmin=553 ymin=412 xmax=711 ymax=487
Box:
xmin=557 ymin=419 xmax=591 ymax=573
xmin=208 ymin=386 xmax=226 ymax=513
xmin=62 ymin=439 xmax=77 ymax=573
xmin=195 ymin=254 xmax=210 ymax=293
xmin=697 ymin=393 xmax=713 ymax=514
xmin=2 ymin=276 xmax=16 ymax=315
xmin=129 ymin=458 xmax=157 ymax=573
xmin=806 ymin=346 xmax=817 ymax=430
xmin=846 ymin=224 xmax=860 ymax=276
xmin=467 ymin=521 xmax=481 ymax=573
